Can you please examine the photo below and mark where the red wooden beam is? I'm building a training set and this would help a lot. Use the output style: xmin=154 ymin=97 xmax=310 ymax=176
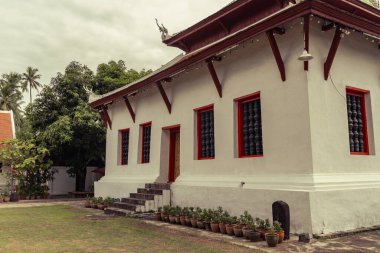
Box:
xmin=324 ymin=27 xmax=342 ymax=80
xmin=206 ymin=60 xmax=223 ymax=98
xmin=101 ymin=107 xmax=112 ymax=129
xmin=218 ymin=20 xmax=229 ymax=34
xmin=303 ymin=15 xmax=310 ymax=71
xmin=123 ymin=96 xmax=136 ymax=123
xmin=266 ymin=30 xmax=286 ymax=81
xmin=156 ymin=81 xmax=172 ymax=114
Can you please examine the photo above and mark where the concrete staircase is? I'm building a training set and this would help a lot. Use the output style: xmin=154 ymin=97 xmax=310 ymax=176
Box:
xmin=104 ymin=183 xmax=171 ymax=216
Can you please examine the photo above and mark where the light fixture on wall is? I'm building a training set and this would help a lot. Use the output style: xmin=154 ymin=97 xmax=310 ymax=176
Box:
xmin=298 ymin=49 xmax=314 ymax=61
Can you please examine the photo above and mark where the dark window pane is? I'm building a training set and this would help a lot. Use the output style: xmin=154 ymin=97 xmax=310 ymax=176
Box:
xmin=347 ymin=94 xmax=366 ymax=153
xmin=142 ymin=125 xmax=151 ymax=163
xmin=121 ymin=131 xmax=129 ymax=165
xmin=199 ymin=109 xmax=214 ymax=158
xmin=241 ymin=99 xmax=263 ymax=156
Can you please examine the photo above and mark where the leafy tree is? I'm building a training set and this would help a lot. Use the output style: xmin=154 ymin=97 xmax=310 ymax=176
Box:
xmin=93 ymin=60 xmax=152 ymax=95
xmin=26 ymin=61 xmax=105 ymax=191
xmin=0 ymin=72 xmax=23 ymax=128
xmin=21 ymin=66 xmax=42 ymax=104
xmin=0 ymin=139 xmax=53 ymax=197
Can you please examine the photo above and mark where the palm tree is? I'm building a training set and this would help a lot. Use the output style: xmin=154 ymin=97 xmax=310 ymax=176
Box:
xmin=0 ymin=73 xmax=24 ymax=127
xmin=21 ymin=67 xmax=42 ymax=104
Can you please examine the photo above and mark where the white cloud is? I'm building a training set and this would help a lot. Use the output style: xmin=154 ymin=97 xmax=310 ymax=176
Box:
xmin=0 ymin=0 xmax=231 ymax=87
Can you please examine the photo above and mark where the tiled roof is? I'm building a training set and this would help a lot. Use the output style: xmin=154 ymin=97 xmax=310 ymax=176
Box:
xmin=0 ymin=111 xmax=15 ymax=142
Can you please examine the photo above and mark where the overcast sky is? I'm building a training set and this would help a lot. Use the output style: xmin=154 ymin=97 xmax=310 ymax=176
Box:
xmin=0 ymin=0 xmax=231 ymax=88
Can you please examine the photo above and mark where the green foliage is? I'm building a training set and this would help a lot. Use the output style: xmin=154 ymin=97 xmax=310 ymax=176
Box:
xmin=0 ymin=139 xmax=53 ymax=196
xmin=25 ymin=62 xmax=105 ymax=191
xmin=21 ymin=66 xmax=42 ymax=104
xmin=273 ymin=220 xmax=283 ymax=232
xmin=93 ymin=60 xmax=152 ymax=95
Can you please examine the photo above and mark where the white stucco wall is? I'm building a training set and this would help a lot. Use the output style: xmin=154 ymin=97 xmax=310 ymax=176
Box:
xmin=95 ymin=18 xmax=380 ymax=235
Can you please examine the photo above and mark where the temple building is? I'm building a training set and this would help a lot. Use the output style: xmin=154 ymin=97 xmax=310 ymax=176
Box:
xmin=90 ymin=0 xmax=380 ymax=236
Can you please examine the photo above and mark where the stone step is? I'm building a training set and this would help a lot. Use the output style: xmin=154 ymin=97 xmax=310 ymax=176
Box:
xmin=104 ymin=207 xmax=133 ymax=216
xmin=130 ymin=193 xmax=156 ymax=200
xmin=121 ymin=197 xmax=146 ymax=205
xmin=137 ymin=188 xmax=164 ymax=195
xmin=113 ymin=202 xmax=138 ymax=211
xmin=145 ymin=183 xmax=171 ymax=190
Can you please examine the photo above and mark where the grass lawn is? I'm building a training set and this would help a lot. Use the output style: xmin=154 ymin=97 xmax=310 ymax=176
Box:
xmin=0 ymin=205 xmax=263 ymax=253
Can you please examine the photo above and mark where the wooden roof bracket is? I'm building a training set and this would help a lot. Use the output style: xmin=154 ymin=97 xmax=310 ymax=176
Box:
xmin=100 ymin=106 xmax=112 ymax=130
xmin=123 ymin=96 xmax=136 ymax=123
xmin=156 ymin=81 xmax=172 ymax=114
xmin=303 ymin=15 xmax=310 ymax=71
xmin=324 ymin=27 xmax=342 ymax=80
xmin=266 ymin=30 xmax=286 ymax=81
xmin=206 ymin=58 xmax=223 ymax=98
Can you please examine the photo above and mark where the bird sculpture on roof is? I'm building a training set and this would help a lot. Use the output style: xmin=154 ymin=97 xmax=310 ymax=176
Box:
xmin=155 ymin=18 xmax=170 ymax=40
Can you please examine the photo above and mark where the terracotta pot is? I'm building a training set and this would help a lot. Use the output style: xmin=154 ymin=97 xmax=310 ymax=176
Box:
xmin=156 ymin=212 xmax=162 ymax=221
xmin=277 ymin=230 xmax=285 ymax=244
xmin=84 ymin=201 xmax=91 ymax=208
xmin=97 ymin=204 xmax=105 ymax=210
xmin=91 ymin=203 xmax=97 ymax=208
xmin=169 ymin=215 xmax=176 ymax=224
xmin=265 ymin=234 xmax=279 ymax=247
xmin=3 ymin=197 xmax=10 ymax=202
xmin=219 ymin=223 xmax=227 ymax=234
xmin=163 ymin=214 xmax=169 ymax=222
xmin=233 ymin=225 xmax=243 ymax=237
xmin=175 ymin=216 xmax=181 ymax=224
xmin=242 ymin=227 xmax=251 ymax=239
xmin=248 ymin=231 xmax=262 ymax=242
xmin=210 ymin=222 xmax=220 ymax=233
xmin=185 ymin=216 xmax=192 ymax=226
xmin=226 ymin=224 xmax=235 ymax=236
xmin=197 ymin=220 xmax=205 ymax=229
xmin=180 ymin=216 xmax=186 ymax=226
xmin=204 ymin=222 xmax=211 ymax=231
xmin=191 ymin=218 xmax=198 ymax=228
xmin=0 ymin=198 xmax=3 ymax=203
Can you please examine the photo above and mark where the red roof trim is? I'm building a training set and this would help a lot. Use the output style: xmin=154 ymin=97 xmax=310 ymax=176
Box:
xmin=90 ymin=1 xmax=379 ymax=109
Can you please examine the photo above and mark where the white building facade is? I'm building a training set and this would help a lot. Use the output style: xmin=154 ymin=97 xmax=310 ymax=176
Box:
xmin=90 ymin=0 xmax=380 ymax=236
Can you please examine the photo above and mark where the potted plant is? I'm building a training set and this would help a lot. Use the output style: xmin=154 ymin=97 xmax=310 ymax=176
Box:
xmin=0 ymin=194 xmax=3 ymax=203
xmin=240 ymin=211 xmax=253 ymax=239
xmin=225 ymin=216 xmax=238 ymax=236
xmin=194 ymin=207 xmax=205 ymax=229
xmin=180 ymin=207 xmax=188 ymax=225
xmin=210 ymin=209 xmax=220 ymax=233
xmin=174 ymin=206 xmax=181 ymax=224
xmin=191 ymin=207 xmax=200 ymax=228
xmin=162 ymin=205 xmax=170 ymax=222
xmin=247 ymin=222 xmax=261 ymax=242
xmin=97 ymin=197 xmax=105 ymax=210
xmin=90 ymin=197 xmax=98 ymax=208
xmin=168 ymin=207 xmax=177 ymax=224
xmin=84 ymin=197 xmax=92 ymax=208
xmin=185 ymin=207 xmax=193 ymax=226
xmin=219 ymin=210 xmax=229 ymax=234
xmin=273 ymin=221 xmax=284 ymax=243
xmin=257 ymin=218 xmax=270 ymax=240
xmin=202 ymin=209 xmax=212 ymax=231
xmin=233 ymin=219 xmax=243 ymax=238
xmin=156 ymin=207 xmax=162 ymax=221
xmin=265 ymin=226 xmax=279 ymax=247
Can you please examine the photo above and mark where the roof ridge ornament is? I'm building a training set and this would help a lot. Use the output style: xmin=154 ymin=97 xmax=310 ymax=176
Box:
xmin=155 ymin=18 xmax=170 ymax=41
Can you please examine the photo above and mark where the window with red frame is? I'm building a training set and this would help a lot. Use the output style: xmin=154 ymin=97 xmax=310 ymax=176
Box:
xmin=236 ymin=92 xmax=263 ymax=157
xmin=346 ymin=88 xmax=369 ymax=155
xmin=141 ymin=123 xmax=152 ymax=163
xmin=196 ymin=105 xmax=215 ymax=159
xmin=120 ymin=129 xmax=129 ymax=165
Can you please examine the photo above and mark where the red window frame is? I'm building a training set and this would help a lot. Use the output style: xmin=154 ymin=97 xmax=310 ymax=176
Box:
xmin=119 ymin=128 xmax=129 ymax=165
xmin=140 ymin=122 xmax=152 ymax=163
xmin=194 ymin=104 xmax=215 ymax=160
xmin=346 ymin=87 xmax=369 ymax=155
xmin=235 ymin=91 xmax=263 ymax=158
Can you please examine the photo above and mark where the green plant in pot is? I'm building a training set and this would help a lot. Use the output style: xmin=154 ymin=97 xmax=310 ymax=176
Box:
xmin=233 ymin=217 xmax=244 ymax=237
xmin=194 ymin=207 xmax=205 ymax=229
xmin=190 ymin=207 xmax=199 ymax=228
xmin=182 ymin=207 xmax=191 ymax=226
xmin=210 ymin=209 xmax=221 ymax=233
xmin=265 ymin=226 xmax=279 ymax=247
xmin=2 ymin=189 xmax=10 ymax=202
xmin=241 ymin=211 xmax=253 ymax=239
xmin=97 ymin=197 xmax=105 ymax=210
xmin=90 ymin=197 xmax=98 ymax=208
xmin=247 ymin=222 xmax=261 ymax=242
xmin=202 ymin=209 xmax=212 ymax=231
xmin=168 ymin=206 xmax=177 ymax=224
xmin=162 ymin=205 xmax=170 ymax=222
xmin=218 ymin=210 xmax=229 ymax=234
xmin=174 ymin=206 xmax=182 ymax=224
xmin=156 ymin=207 xmax=162 ymax=221
xmin=84 ymin=197 xmax=92 ymax=208
xmin=273 ymin=220 xmax=284 ymax=243
xmin=225 ymin=216 xmax=238 ymax=236
xmin=257 ymin=218 xmax=271 ymax=240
